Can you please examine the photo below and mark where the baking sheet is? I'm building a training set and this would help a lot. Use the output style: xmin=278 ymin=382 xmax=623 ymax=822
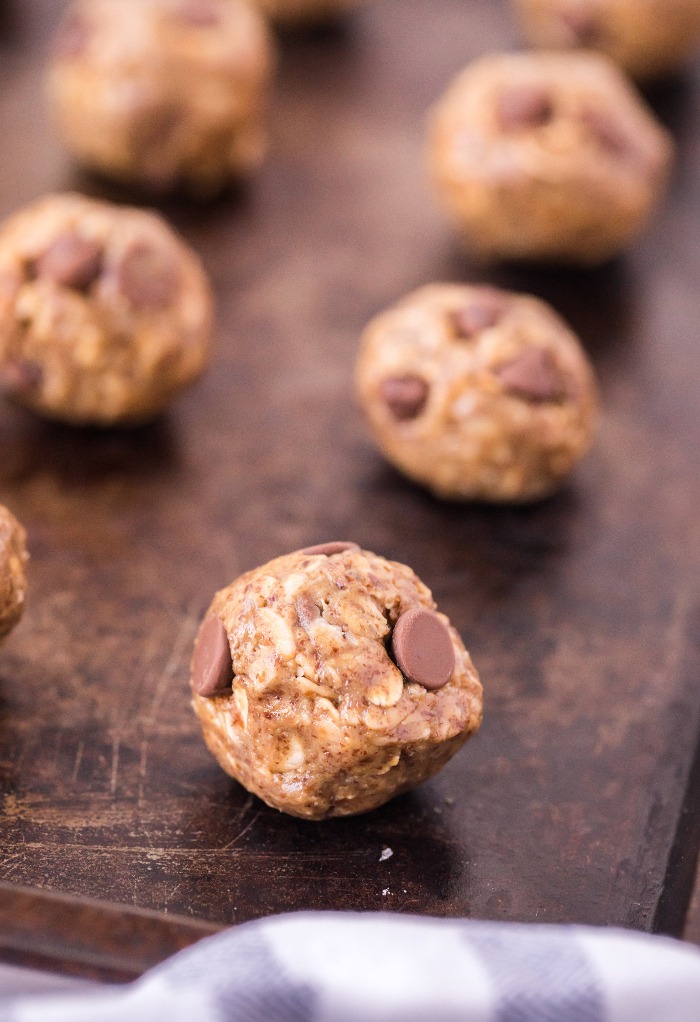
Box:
xmin=0 ymin=0 xmax=699 ymax=936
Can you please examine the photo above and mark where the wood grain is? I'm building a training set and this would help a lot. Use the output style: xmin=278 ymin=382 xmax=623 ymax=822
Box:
xmin=0 ymin=0 xmax=699 ymax=972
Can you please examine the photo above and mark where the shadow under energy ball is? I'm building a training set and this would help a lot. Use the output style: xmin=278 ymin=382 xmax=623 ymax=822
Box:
xmin=190 ymin=543 xmax=483 ymax=820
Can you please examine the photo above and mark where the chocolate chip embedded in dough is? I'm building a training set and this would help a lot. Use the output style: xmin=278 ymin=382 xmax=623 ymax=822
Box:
xmin=1 ymin=358 xmax=43 ymax=394
xmin=300 ymin=542 xmax=361 ymax=557
xmin=495 ymin=347 xmax=568 ymax=402
xmin=450 ymin=288 xmax=509 ymax=339
xmin=498 ymin=84 xmax=553 ymax=130
xmin=172 ymin=0 xmax=222 ymax=27
xmin=35 ymin=234 xmax=103 ymax=291
xmin=192 ymin=614 xmax=234 ymax=697
xmin=53 ymin=11 xmax=92 ymax=60
xmin=580 ymin=107 xmax=634 ymax=161
xmin=559 ymin=6 xmax=601 ymax=46
xmin=380 ymin=376 xmax=429 ymax=421
xmin=391 ymin=607 xmax=455 ymax=691
xmin=117 ymin=243 xmax=180 ymax=311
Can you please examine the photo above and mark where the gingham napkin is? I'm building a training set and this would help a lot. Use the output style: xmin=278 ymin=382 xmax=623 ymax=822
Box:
xmin=2 ymin=913 xmax=700 ymax=1021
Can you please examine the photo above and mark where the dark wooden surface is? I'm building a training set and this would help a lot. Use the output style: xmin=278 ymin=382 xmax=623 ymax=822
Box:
xmin=1 ymin=0 xmax=700 ymax=974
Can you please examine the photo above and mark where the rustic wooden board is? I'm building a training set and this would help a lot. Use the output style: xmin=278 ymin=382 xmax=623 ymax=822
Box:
xmin=1 ymin=0 xmax=699 ymax=961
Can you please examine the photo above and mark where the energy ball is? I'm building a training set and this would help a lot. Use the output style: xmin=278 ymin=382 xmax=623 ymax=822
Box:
xmin=428 ymin=51 xmax=673 ymax=264
xmin=0 ymin=193 xmax=213 ymax=426
xmin=190 ymin=543 xmax=483 ymax=819
xmin=511 ymin=0 xmax=700 ymax=79
xmin=48 ymin=0 xmax=275 ymax=195
xmin=355 ymin=283 xmax=598 ymax=502
xmin=247 ymin=0 xmax=367 ymax=25
xmin=0 ymin=506 xmax=28 ymax=643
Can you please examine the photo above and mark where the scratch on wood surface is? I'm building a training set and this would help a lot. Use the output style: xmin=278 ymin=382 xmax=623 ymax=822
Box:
xmin=138 ymin=739 xmax=149 ymax=805
xmin=70 ymin=741 xmax=84 ymax=786
xmin=0 ymin=840 xmax=32 ymax=879
xmin=656 ymin=586 xmax=693 ymax=688
xmin=221 ymin=809 xmax=261 ymax=851
xmin=2 ymin=841 xmax=251 ymax=856
xmin=174 ymin=780 xmax=201 ymax=795
xmin=237 ymin=794 xmax=254 ymax=820
xmin=0 ymin=860 xmax=22 ymax=880
xmin=145 ymin=612 xmax=198 ymax=727
xmin=164 ymin=882 xmax=182 ymax=907
xmin=0 ymin=851 xmax=26 ymax=878
xmin=109 ymin=736 xmax=121 ymax=797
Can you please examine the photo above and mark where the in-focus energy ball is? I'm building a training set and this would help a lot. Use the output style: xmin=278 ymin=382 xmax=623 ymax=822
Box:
xmin=190 ymin=543 xmax=483 ymax=819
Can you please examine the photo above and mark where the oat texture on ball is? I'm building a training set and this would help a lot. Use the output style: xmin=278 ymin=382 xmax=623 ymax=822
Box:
xmin=0 ymin=193 xmax=213 ymax=425
xmin=511 ymin=0 xmax=700 ymax=79
xmin=190 ymin=544 xmax=483 ymax=819
xmin=355 ymin=283 xmax=599 ymax=502
xmin=48 ymin=0 xmax=275 ymax=195
xmin=428 ymin=51 xmax=673 ymax=264
xmin=0 ymin=506 xmax=28 ymax=643
xmin=247 ymin=0 xmax=367 ymax=25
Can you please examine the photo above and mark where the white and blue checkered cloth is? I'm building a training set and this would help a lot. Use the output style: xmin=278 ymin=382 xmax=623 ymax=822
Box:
xmin=2 ymin=913 xmax=700 ymax=1021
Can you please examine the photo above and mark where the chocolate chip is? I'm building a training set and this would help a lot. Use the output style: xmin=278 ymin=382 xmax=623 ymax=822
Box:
xmin=450 ymin=288 xmax=509 ymax=339
xmin=580 ymin=108 xmax=634 ymax=161
xmin=117 ymin=243 xmax=179 ymax=311
xmin=559 ymin=6 xmax=600 ymax=46
xmin=300 ymin=542 xmax=360 ymax=556
xmin=191 ymin=614 xmax=233 ymax=697
xmin=53 ymin=11 xmax=92 ymax=60
xmin=1 ymin=358 xmax=43 ymax=394
xmin=495 ymin=347 xmax=567 ymax=402
xmin=172 ymin=0 xmax=222 ymax=26
xmin=34 ymin=234 xmax=103 ymax=292
xmin=391 ymin=607 xmax=455 ymax=691
xmin=498 ymin=85 xmax=553 ymax=130
xmin=380 ymin=376 xmax=429 ymax=421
